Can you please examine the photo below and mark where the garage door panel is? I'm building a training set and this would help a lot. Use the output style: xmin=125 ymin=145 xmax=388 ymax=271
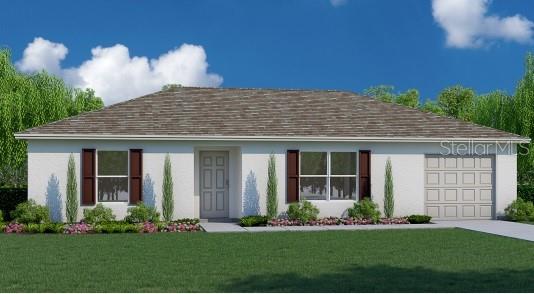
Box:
xmin=425 ymin=155 xmax=494 ymax=220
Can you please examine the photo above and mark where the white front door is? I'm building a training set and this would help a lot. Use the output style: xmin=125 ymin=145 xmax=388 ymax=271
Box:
xmin=200 ymin=151 xmax=229 ymax=218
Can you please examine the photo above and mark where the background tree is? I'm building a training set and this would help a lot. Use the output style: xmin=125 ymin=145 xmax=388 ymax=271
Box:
xmin=395 ymin=89 xmax=419 ymax=108
xmin=364 ymin=85 xmax=395 ymax=102
xmin=266 ymin=154 xmax=278 ymax=219
xmin=383 ymin=158 xmax=394 ymax=218
xmin=66 ymin=154 xmax=78 ymax=223
xmin=437 ymin=85 xmax=475 ymax=121
xmin=162 ymin=154 xmax=174 ymax=221
xmin=0 ymin=49 xmax=103 ymax=187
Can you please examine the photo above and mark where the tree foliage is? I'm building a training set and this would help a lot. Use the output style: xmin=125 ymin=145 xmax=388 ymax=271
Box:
xmin=66 ymin=154 xmax=78 ymax=223
xmin=364 ymin=53 xmax=534 ymax=184
xmin=266 ymin=154 xmax=278 ymax=219
xmin=383 ymin=158 xmax=394 ymax=218
xmin=0 ymin=49 xmax=103 ymax=187
xmin=162 ymin=154 xmax=174 ymax=222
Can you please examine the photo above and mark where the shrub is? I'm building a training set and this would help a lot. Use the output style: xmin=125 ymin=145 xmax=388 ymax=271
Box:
xmin=175 ymin=218 xmax=200 ymax=225
xmin=0 ymin=223 xmax=5 ymax=232
xmin=287 ymin=201 xmax=319 ymax=223
xmin=383 ymin=158 xmax=394 ymax=218
xmin=93 ymin=222 xmax=138 ymax=234
xmin=26 ymin=223 xmax=64 ymax=234
xmin=65 ymin=154 xmax=78 ymax=223
xmin=0 ymin=210 xmax=3 ymax=223
xmin=83 ymin=204 xmax=116 ymax=224
xmin=505 ymin=198 xmax=534 ymax=222
xmin=408 ymin=214 xmax=432 ymax=224
xmin=239 ymin=215 xmax=269 ymax=227
xmin=348 ymin=198 xmax=381 ymax=223
xmin=4 ymin=223 xmax=25 ymax=233
xmin=0 ymin=188 xmax=27 ymax=221
xmin=162 ymin=154 xmax=174 ymax=222
xmin=125 ymin=203 xmax=160 ymax=223
xmin=518 ymin=184 xmax=534 ymax=203
xmin=140 ymin=221 xmax=158 ymax=233
xmin=266 ymin=154 xmax=278 ymax=219
xmin=11 ymin=200 xmax=49 ymax=224
xmin=64 ymin=223 xmax=92 ymax=234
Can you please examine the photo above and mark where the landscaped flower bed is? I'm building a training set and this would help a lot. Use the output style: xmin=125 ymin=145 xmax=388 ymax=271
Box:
xmin=267 ymin=217 xmax=409 ymax=227
xmin=1 ymin=220 xmax=202 ymax=234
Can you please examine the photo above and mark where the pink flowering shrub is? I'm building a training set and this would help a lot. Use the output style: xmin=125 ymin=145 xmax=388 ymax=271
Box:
xmin=140 ymin=221 xmax=158 ymax=233
xmin=161 ymin=222 xmax=202 ymax=232
xmin=64 ymin=223 xmax=92 ymax=234
xmin=4 ymin=223 xmax=25 ymax=233
xmin=268 ymin=217 xmax=409 ymax=227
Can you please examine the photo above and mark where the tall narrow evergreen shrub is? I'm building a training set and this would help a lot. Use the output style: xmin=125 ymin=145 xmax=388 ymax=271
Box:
xmin=384 ymin=157 xmax=394 ymax=218
xmin=162 ymin=154 xmax=174 ymax=221
xmin=66 ymin=154 xmax=78 ymax=223
xmin=266 ymin=154 xmax=278 ymax=219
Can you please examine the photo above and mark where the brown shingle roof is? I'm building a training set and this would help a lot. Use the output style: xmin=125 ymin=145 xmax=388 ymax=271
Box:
xmin=16 ymin=87 xmax=527 ymax=141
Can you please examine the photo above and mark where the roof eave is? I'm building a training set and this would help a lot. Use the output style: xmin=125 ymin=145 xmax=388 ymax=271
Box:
xmin=14 ymin=133 xmax=531 ymax=144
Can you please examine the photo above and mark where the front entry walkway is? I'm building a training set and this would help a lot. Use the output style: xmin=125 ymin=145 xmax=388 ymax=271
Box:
xmin=434 ymin=220 xmax=534 ymax=242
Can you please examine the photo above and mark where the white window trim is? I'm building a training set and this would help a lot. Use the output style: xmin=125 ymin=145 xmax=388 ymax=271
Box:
xmin=299 ymin=151 xmax=358 ymax=201
xmin=96 ymin=150 xmax=130 ymax=203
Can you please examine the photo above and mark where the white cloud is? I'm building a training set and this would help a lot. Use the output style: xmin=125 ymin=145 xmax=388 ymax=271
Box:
xmin=16 ymin=37 xmax=68 ymax=75
xmin=17 ymin=37 xmax=223 ymax=105
xmin=330 ymin=0 xmax=347 ymax=8
xmin=432 ymin=0 xmax=534 ymax=48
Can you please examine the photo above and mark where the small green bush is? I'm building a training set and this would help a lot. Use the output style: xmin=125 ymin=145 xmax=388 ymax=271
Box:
xmin=94 ymin=222 xmax=139 ymax=234
xmin=505 ymin=198 xmax=534 ymax=222
xmin=0 ymin=223 xmax=6 ymax=232
xmin=83 ymin=204 xmax=116 ymax=224
xmin=408 ymin=214 xmax=432 ymax=224
xmin=0 ymin=210 xmax=3 ymax=223
xmin=25 ymin=223 xmax=64 ymax=234
xmin=239 ymin=215 xmax=269 ymax=227
xmin=10 ymin=200 xmax=49 ymax=224
xmin=348 ymin=198 xmax=381 ymax=223
xmin=287 ymin=201 xmax=319 ymax=223
xmin=175 ymin=218 xmax=200 ymax=224
xmin=125 ymin=203 xmax=160 ymax=223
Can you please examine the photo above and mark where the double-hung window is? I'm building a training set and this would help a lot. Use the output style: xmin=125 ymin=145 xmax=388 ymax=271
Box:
xmin=97 ymin=151 xmax=129 ymax=202
xmin=300 ymin=152 xmax=357 ymax=201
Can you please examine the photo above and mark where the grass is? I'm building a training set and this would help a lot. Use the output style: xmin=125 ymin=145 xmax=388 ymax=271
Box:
xmin=1 ymin=229 xmax=534 ymax=292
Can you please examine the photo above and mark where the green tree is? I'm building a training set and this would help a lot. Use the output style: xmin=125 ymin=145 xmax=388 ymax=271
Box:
xmin=420 ymin=99 xmax=445 ymax=115
xmin=437 ymin=85 xmax=475 ymax=121
xmin=0 ymin=49 xmax=103 ymax=187
xmin=364 ymin=85 xmax=395 ymax=102
xmin=383 ymin=158 xmax=394 ymax=218
xmin=266 ymin=154 xmax=278 ymax=219
xmin=66 ymin=154 xmax=78 ymax=223
xmin=395 ymin=89 xmax=419 ymax=108
xmin=162 ymin=154 xmax=174 ymax=221
xmin=513 ymin=53 xmax=534 ymax=183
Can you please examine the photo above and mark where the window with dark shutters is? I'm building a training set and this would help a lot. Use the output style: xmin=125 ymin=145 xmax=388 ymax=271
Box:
xmin=129 ymin=149 xmax=143 ymax=204
xmin=286 ymin=150 xmax=299 ymax=203
xmin=81 ymin=149 xmax=96 ymax=205
xmin=358 ymin=150 xmax=371 ymax=200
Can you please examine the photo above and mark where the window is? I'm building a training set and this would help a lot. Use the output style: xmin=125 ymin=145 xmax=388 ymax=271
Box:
xmin=300 ymin=152 xmax=357 ymax=201
xmin=97 ymin=151 xmax=128 ymax=202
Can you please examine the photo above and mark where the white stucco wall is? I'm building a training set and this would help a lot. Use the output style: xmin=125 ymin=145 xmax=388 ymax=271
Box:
xmin=27 ymin=139 xmax=518 ymax=221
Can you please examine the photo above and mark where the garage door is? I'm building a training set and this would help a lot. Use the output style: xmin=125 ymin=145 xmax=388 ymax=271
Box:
xmin=424 ymin=155 xmax=494 ymax=220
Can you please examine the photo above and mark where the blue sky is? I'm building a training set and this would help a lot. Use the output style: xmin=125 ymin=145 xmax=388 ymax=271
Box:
xmin=1 ymin=0 xmax=534 ymax=104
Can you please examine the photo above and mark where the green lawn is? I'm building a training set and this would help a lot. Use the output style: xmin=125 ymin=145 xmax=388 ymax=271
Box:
xmin=1 ymin=229 xmax=534 ymax=292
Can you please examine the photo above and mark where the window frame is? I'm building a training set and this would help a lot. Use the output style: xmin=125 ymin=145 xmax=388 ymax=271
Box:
xmin=96 ymin=149 xmax=130 ymax=203
xmin=299 ymin=151 xmax=359 ymax=201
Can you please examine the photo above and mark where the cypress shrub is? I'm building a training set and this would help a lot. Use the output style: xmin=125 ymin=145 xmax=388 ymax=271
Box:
xmin=65 ymin=154 xmax=78 ymax=223
xmin=266 ymin=154 xmax=278 ymax=219
xmin=384 ymin=157 xmax=394 ymax=218
xmin=162 ymin=154 xmax=174 ymax=222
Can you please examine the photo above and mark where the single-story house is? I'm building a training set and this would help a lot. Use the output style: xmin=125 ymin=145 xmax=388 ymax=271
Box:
xmin=15 ymin=87 xmax=529 ymax=221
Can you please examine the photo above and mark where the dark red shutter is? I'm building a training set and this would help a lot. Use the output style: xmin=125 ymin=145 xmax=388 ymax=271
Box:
xmin=359 ymin=150 xmax=371 ymax=200
xmin=81 ymin=149 xmax=96 ymax=205
xmin=129 ymin=149 xmax=143 ymax=204
xmin=287 ymin=150 xmax=299 ymax=203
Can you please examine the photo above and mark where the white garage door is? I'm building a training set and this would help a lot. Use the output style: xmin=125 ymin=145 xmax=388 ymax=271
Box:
xmin=424 ymin=155 xmax=494 ymax=220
